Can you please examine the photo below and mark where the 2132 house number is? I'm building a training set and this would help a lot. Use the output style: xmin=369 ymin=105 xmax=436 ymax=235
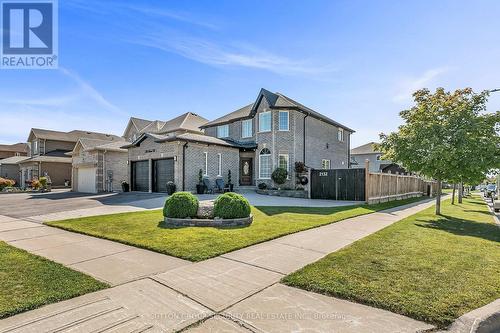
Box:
xmin=319 ymin=172 xmax=328 ymax=176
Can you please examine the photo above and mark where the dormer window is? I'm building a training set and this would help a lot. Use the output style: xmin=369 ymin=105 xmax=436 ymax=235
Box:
xmin=217 ymin=125 xmax=229 ymax=138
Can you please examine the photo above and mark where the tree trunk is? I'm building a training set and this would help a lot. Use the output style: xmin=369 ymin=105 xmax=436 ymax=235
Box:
xmin=458 ymin=181 xmax=463 ymax=203
xmin=451 ymin=183 xmax=456 ymax=205
xmin=435 ymin=179 xmax=442 ymax=215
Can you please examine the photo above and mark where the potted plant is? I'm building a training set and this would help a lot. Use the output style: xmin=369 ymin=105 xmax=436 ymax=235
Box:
xmin=227 ymin=170 xmax=234 ymax=192
xmin=166 ymin=181 xmax=176 ymax=195
xmin=121 ymin=181 xmax=129 ymax=192
xmin=39 ymin=176 xmax=47 ymax=192
xmin=196 ymin=169 xmax=205 ymax=194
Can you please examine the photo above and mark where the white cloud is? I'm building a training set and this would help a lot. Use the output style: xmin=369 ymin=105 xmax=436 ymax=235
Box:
xmin=132 ymin=34 xmax=337 ymax=77
xmin=59 ymin=67 xmax=125 ymax=115
xmin=0 ymin=68 xmax=126 ymax=143
xmin=393 ymin=67 xmax=450 ymax=103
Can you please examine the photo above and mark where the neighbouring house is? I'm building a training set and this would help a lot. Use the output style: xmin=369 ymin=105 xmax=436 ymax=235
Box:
xmin=18 ymin=128 xmax=121 ymax=188
xmin=122 ymin=113 xmax=208 ymax=142
xmin=0 ymin=155 xmax=28 ymax=184
xmin=0 ymin=143 xmax=29 ymax=159
xmin=351 ymin=142 xmax=407 ymax=173
xmin=70 ymin=138 xmax=128 ymax=193
xmin=125 ymin=89 xmax=354 ymax=192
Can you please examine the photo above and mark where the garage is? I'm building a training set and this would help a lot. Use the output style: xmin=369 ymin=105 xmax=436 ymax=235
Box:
xmin=131 ymin=160 xmax=149 ymax=192
xmin=77 ymin=167 xmax=97 ymax=193
xmin=153 ymin=158 xmax=174 ymax=192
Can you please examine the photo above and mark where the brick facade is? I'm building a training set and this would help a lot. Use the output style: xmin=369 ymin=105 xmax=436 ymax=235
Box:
xmin=203 ymin=97 xmax=351 ymax=189
xmin=127 ymin=136 xmax=240 ymax=192
xmin=72 ymin=145 xmax=128 ymax=192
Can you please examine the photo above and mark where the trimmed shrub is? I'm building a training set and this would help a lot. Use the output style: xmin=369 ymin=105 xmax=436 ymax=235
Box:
xmin=214 ymin=192 xmax=251 ymax=219
xmin=163 ymin=192 xmax=199 ymax=218
xmin=258 ymin=182 xmax=267 ymax=190
xmin=0 ymin=177 xmax=15 ymax=190
xmin=39 ymin=177 xmax=47 ymax=188
xmin=272 ymin=167 xmax=288 ymax=185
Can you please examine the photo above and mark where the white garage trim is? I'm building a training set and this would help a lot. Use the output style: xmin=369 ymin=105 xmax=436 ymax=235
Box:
xmin=77 ymin=167 xmax=97 ymax=193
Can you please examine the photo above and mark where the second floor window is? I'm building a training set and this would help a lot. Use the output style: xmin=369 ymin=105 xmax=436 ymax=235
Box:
xmin=259 ymin=111 xmax=271 ymax=132
xmin=241 ymin=119 xmax=252 ymax=138
xmin=32 ymin=140 xmax=38 ymax=154
xmin=279 ymin=111 xmax=289 ymax=131
xmin=338 ymin=128 xmax=344 ymax=142
xmin=217 ymin=125 xmax=229 ymax=138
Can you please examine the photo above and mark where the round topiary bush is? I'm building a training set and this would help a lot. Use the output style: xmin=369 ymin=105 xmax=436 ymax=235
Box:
xmin=213 ymin=192 xmax=251 ymax=219
xmin=163 ymin=192 xmax=199 ymax=218
xmin=272 ymin=167 xmax=288 ymax=185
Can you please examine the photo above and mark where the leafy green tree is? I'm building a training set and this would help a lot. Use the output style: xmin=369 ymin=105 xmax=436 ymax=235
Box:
xmin=380 ymin=88 xmax=500 ymax=214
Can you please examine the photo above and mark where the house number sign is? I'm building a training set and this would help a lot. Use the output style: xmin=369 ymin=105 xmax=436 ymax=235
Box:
xmin=319 ymin=171 xmax=328 ymax=177
xmin=145 ymin=149 xmax=156 ymax=153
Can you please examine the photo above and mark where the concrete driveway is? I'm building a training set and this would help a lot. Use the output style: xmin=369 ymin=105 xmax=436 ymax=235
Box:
xmin=0 ymin=189 xmax=361 ymax=222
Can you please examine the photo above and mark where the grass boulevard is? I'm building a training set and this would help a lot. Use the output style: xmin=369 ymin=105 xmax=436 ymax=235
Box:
xmin=282 ymin=196 xmax=500 ymax=328
xmin=46 ymin=197 xmax=426 ymax=262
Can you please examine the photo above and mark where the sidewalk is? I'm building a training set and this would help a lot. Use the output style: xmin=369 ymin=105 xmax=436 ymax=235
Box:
xmin=0 ymin=198 xmax=438 ymax=332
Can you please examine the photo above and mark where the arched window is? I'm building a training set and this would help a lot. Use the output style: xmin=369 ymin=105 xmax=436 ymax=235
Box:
xmin=259 ymin=148 xmax=272 ymax=179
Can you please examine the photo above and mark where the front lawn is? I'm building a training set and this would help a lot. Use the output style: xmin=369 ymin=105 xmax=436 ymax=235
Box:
xmin=0 ymin=242 xmax=108 ymax=319
xmin=282 ymin=197 xmax=500 ymax=328
xmin=46 ymin=197 xmax=426 ymax=262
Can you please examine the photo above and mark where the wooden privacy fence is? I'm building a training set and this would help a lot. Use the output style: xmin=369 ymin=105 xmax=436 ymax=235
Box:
xmin=308 ymin=160 xmax=434 ymax=203
xmin=366 ymin=171 xmax=431 ymax=204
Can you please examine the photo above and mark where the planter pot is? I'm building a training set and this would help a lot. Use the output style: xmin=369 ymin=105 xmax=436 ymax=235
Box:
xmin=121 ymin=183 xmax=130 ymax=192
xmin=196 ymin=184 xmax=205 ymax=194
xmin=166 ymin=183 xmax=176 ymax=195
xmin=228 ymin=184 xmax=234 ymax=192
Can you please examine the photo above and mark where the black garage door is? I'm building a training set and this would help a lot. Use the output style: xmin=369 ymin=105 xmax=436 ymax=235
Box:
xmin=153 ymin=158 xmax=174 ymax=192
xmin=131 ymin=160 xmax=149 ymax=192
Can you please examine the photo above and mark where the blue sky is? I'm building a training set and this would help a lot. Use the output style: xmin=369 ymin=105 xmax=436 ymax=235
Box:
xmin=1 ymin=0 xmax=499 ymax=147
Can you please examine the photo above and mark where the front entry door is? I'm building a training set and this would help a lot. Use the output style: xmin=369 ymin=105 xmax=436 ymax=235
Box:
xmin=240 ymin=158 xmax=253 ymax=185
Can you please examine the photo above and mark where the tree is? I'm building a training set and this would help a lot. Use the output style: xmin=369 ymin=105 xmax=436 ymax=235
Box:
xmin=380 ymin=88 xmax=500 ymax=214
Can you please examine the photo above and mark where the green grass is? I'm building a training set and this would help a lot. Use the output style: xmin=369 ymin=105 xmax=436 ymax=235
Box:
xmin=46 ymin=197 xmax=427 ymax=262
xmin=282 ymin=197 xmax=500 ymax=328
xmin=0 ymin=242 xmax=108 ymax=319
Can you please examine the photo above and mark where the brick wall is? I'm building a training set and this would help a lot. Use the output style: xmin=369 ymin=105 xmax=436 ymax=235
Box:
xmin=183 ymin=143 xmax=240 ymax=191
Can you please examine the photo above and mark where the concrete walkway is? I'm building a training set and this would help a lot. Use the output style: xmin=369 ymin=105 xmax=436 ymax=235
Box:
xmin=0 ymin=198 xmax=438 ymax=332
xmin=1 ymin=189 xmax=360 ymax=223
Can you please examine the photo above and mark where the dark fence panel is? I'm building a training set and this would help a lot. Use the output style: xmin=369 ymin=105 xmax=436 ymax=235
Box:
xmin=310 ymin=168 xmax=365 ymax=201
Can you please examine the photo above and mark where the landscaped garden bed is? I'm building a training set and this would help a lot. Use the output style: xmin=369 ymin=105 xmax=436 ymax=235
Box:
xmin=282 ymin=196 xmax=500 ymax=328
xmin=163 ymin=192 xmax=253 ymax=227
xmin=0 ymin=242 xmax=108 ymax=319
xmin=46 ymin=196 xmax=427 ymax=262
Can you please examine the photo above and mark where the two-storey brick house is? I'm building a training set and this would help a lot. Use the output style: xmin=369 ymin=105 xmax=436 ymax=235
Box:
xmin=18 ymin=128 xmax=121 ymax=188
xmin=125 ymin=89 xmax=354 ymax=192
xmin=201 ymin=89 xmax=354 ymax=188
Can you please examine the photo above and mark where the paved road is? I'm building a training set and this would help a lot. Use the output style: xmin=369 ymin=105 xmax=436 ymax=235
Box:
xmin=0 ymin=198 xmax=438 ymax=332
xmin=1 ymin=189 xmax=360 ymax=222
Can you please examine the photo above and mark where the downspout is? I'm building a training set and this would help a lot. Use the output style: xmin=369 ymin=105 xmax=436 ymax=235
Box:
xmin=347 ymin=132 xmax=351 ymax=168
xmin=182 ymin=142 xmax=188 ymax=191
xmin=103 ymin=150 xmax=107 ymax=192
xmin=303 ymin=114 xmax=309 ymax=164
